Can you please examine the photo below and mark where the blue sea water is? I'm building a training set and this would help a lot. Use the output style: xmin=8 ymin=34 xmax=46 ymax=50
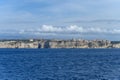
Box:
xmin=0 ymin=49 xmax=120 ymax=80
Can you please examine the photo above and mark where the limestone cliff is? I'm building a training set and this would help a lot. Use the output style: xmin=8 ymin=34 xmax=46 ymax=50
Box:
xmin=0 ymin=39 xmax=119 ymax=48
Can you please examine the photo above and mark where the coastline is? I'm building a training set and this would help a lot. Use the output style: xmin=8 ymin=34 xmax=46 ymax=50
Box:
xmin=0 ymin=39 xmax=120 ymax=48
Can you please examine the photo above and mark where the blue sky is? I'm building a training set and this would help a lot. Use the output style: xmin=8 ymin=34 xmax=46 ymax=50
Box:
xmin=0 ymin=0 xmax=120 ymax=40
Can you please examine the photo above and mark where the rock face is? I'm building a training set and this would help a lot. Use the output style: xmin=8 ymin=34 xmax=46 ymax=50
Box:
xmin=0 ymin=39 xmax=119 ymax=48
xmin=0 ymin=41 xmax=38 ymax=48
xmin=43 ymin=40 xmax=111 ymax=48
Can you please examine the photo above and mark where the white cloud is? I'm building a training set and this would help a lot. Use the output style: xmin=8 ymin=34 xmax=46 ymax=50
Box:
xmin=35 ymin=25 xmax=85 ymax=33
xmin=1 ymin=24 xmax=120 ymax=40
xmin=38 ymin=25 xmax=62 ymax=32
xmin=19 ymin=25 xmax=120 ymax=35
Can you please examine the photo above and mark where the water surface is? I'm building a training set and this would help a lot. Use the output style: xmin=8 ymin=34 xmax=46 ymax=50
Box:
xmin=0 ymin=49 xmax=120 ymax=80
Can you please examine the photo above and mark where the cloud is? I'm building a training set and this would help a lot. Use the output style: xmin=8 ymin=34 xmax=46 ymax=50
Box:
xmin=0 ymin=25 xmax=120 ymax=40
xmin=19 ymin=25 xmax=120 ymax=35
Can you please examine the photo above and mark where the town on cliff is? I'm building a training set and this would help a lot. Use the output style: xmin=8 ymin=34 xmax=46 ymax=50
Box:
xmin=0 ymin=39 xmax=120 ymax=48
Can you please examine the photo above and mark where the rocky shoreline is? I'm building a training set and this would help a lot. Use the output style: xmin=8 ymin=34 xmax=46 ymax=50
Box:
xmin=0 ymin=39 xmax=120 ymax=48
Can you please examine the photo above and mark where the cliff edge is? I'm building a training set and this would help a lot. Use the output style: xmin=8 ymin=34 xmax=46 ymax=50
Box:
xmin=0 ymin=39 xmax=119 ymax=48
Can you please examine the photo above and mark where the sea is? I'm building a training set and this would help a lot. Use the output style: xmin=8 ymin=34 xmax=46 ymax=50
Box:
xmin=0 ymin=49 xmax=120 ymax=80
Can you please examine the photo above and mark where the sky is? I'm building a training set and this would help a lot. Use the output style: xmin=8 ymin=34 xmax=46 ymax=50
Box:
xmin=0 ymin=0 xmax=120 ymax=40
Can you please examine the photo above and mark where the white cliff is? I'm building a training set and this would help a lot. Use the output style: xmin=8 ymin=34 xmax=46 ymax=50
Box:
xmin=0 ymin=39 xmax=119 ymax=48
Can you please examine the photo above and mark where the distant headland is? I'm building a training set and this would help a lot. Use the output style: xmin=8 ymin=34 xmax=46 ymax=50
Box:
xmin=0 ymin=39 xmax=120 ymax=48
